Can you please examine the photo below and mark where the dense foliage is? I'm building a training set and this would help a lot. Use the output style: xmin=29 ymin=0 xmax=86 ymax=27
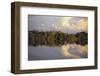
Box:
xmin=28 ymin=31 xmax=88 ymax=46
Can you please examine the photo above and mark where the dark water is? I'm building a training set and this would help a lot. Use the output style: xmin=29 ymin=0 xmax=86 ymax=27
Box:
xmin=28 ymin=44 xmax=88 ymax=61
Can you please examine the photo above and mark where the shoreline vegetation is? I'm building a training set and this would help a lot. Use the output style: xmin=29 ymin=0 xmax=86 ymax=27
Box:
xmin=28 ymin=31 xmax=88 ymax=46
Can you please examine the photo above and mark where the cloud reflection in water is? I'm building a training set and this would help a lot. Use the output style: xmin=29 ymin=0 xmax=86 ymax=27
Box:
xmin=61 ymin=44 xmax=88 ymax=58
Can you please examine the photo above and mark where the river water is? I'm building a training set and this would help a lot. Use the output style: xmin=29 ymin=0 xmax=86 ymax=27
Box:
xmin=28 ymin=44 xmax=88 ymax=60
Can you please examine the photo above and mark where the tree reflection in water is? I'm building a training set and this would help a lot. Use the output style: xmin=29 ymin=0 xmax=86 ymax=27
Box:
xmin=28 ymin=31 xmax=88 ymax=59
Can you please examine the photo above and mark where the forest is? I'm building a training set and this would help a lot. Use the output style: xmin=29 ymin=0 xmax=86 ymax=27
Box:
xmin=28 ymin=31 xmax=88 ymax=46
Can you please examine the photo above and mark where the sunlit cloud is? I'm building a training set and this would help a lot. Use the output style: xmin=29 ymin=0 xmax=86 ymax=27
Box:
xmin=55 ymin=17 xmax=88 ymax=34
xmin=77 ymin=19 xmax=88 ymax=31
xmin=28 ymin=15 xmax=88 ymax=34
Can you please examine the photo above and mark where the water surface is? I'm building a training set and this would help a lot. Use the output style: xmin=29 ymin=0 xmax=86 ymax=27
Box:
xmin=28 ymin=44 xmax=88 ymax=60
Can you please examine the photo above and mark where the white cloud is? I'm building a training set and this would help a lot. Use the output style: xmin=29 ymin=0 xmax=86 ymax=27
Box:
xmin=56 ymin=17 xmax=88 ymax=34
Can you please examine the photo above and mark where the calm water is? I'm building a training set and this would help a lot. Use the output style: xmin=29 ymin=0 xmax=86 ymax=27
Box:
xmin=28 ymin=44 xmax=88 ymax=60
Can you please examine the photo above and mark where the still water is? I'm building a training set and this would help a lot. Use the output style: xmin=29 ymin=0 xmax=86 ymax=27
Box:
xmin=28 ymin=44 xmax=88 ymax=60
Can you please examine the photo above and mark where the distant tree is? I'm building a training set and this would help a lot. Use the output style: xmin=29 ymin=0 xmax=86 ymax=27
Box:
xmin=76 ymin=32 xmax=88 ymax=45
xmin=66 ymin=34 xmax=77 ymax=43
xmin=28 ymin=31 xmax=88 ymax=46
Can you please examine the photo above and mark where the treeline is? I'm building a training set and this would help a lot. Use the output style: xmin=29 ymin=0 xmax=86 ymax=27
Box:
xmin=28 ymin=31 xmax=88 ymax=46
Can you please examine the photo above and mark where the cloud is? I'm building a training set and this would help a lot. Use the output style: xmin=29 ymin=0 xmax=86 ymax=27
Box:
xmin=56 ymin=17 xmax=88 ymax=34
xmin=28 ymin=15 xmax=88 ymax=34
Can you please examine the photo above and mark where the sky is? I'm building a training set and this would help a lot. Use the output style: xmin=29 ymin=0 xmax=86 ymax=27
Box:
xmin=28 ymin=15 xmax=88 ymax=34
